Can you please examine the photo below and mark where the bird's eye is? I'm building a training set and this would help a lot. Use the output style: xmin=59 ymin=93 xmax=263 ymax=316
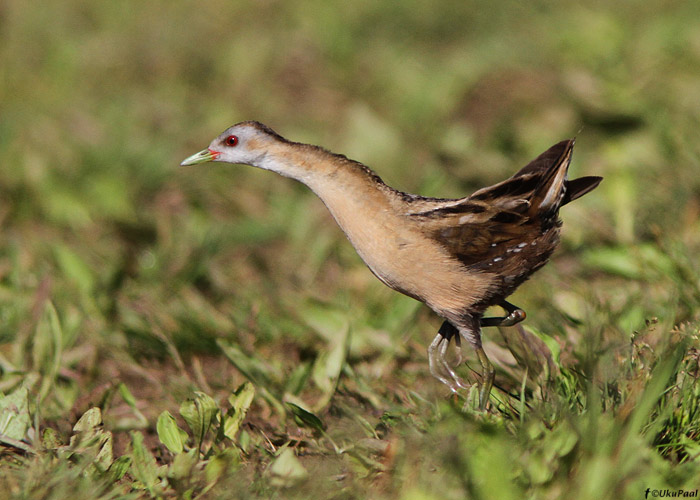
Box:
xmin=225 ymin=135 xmax=239 ymax=147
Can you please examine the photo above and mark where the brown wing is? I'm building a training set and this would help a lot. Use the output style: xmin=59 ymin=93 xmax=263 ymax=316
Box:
xmin=408 ymin=198 xmax=540 ymax=267
xmin=406 ymin=139 xmax=591 ymax=271
xmin=469 ymin=139 xmax=575 ymax=214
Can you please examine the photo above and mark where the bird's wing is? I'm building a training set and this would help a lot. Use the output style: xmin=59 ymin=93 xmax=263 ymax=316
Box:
xmin=406 ymin=197 xmax=536 ymax=267
xmin=405 ymin=140 xmax=577 ymax=267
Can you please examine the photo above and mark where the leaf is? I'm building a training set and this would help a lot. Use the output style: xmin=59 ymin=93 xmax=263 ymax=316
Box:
xmin=217 ymin=340 xmax=277 ymax=386
xmin=202 ymin=448 xmax=240 ymax=496
xmin=168 ymin=448 xmax=199 ymax=482
xmin=284 ymin=362 xmax=312 ymax=395
xmin=224 ymin=382 xmax=255 ymax=441
xmin=69 ymin=407 xmax=114 ymax=472
xmin=53 ymin=244 xmax=95 ymax=293
xmin=286 ymin=402 xmax=325 ymax=433
xmin=218 ymin=340 xmax=286 ymax=416
xmin=33 ymin=301 xmax=63 ymax=402
xmin=179 ymin=392 xmax=218 ymax=453
xmin=41 ymin=428 xmax=62 ymax=449
xmin=157 ymin=411 xmax=187 ymax=454
xmin=108 ymin=455 xmax=131 ymax=482
xmin=116 ymin=383 xmax=148 ymax=429
xmin=94 ymin=431 xmax=114 ymax=472
xmin=311 ymin=323 xmax=349 ymax=411
xmin=582 ymin=245 xmax=641 ymax=279
xmin=268 ymin=447 xmax=308 ymax=487
xmin=0 ymin=387 xmax=32 ymax=442
xmin=118 ymin=382 xmax=138 ymax=407
xmin=73 ymin=407 xmax=102 ymax=432
xmin=299 ymin=303 xmax=349 ymax=343
xmin=130 ymin=430 xmax=160 ymax=491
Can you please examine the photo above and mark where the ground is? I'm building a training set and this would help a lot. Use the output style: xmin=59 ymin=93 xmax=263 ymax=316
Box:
xmin=1 ymin=1 xmax=700 ymax=498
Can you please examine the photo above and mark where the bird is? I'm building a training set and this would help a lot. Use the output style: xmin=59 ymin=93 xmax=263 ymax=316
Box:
xmin=181 ymin=121 xmax=602 ymax=409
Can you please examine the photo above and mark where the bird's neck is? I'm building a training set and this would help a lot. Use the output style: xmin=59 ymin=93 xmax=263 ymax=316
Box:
xmin=255 ymin=141 xmax=399 ymax=209
xmin=253 ymin=140 xmax=403 ymax=255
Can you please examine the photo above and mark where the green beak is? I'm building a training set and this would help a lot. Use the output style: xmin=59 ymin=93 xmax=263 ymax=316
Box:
xmin=180 ymin=149 xmax=218 ymax=166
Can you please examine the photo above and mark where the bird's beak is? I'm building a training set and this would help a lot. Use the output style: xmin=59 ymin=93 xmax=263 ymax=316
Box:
xmin=180 ymin=148 xmax=220 ymax=166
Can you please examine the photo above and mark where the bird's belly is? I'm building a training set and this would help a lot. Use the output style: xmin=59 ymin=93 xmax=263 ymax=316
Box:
xmin=346 ymin=228 xmax=495 ymax=315
xmin=316 ymin=187 xmax=495 ymax=315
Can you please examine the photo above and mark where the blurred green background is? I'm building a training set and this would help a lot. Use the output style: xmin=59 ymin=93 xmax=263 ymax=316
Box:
xmin=2 ymin=0 xmax=700 ymax=498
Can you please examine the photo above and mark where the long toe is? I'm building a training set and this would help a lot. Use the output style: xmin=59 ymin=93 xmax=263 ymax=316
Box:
xmin=428 ymin=334 xmax=459 ymax=392
xmin=429 ymin=333 xmax=470 ymax=392
xmin=437 ymin=335 xmax=469 ymax=390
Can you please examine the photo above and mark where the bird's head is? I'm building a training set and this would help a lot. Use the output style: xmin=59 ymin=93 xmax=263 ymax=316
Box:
xmin=180 ymin=121 xmax=284 ymax=167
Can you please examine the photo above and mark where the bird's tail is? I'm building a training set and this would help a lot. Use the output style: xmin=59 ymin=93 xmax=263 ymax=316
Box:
xmin=529 ymin=139 xmax=602 ymax=213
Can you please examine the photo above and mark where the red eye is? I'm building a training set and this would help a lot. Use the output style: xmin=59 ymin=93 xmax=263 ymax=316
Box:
xmin=225 ymin=135 xmax=239 ymax=147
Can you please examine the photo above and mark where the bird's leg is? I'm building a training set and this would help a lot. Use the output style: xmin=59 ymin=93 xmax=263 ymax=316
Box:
xmin=475 ymin=345 xmax=495 ymax=410
xmin=428 ymin=321 xmax=468 ymax=392
xmin=458 ymin=317 xmax=494 ymax=410
xmin=480 ymin=300 xmax=526 ymax=327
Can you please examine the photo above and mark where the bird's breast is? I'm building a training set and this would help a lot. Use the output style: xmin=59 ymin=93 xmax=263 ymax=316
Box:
xmin=305 ymin=170 xmax=496 ymax=316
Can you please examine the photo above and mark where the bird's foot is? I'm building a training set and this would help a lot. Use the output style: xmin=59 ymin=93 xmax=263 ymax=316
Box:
xmin=429 ymin=320 xmax=495 ymax=411
xmin=428 ymin=330 xmax=468 ymax=393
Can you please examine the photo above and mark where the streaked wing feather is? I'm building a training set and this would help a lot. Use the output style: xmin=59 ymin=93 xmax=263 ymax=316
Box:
xmin=409 ymin=200 xmax=535 ymax=266
xmin=404 ymin=138 xmax=599 ymax=271
xmin=512 ymin=139 xmax=575 ymax=177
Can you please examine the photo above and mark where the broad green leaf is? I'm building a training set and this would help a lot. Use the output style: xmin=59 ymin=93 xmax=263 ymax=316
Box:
xmin=284 ymin=362 xmax=312 ymax=395
xmin=108 ymin=455 xmax=131 ymax=482
xmin=0 ymin=387 xmax=31 ymax=441
xmin=94 ymin=431 xmax=114 ymax=472
xmin=311 ymin=324 xmax=349 ymax=410
xmin=157 ymin=411 xmax=187 ymax=454
xmin=549 ymin=424 xmax=579 ymax=458
xmin=268 ymin=447 xmax=308 ymax=487
xmin=238 ymin=429 xmax=251 ymax=453
xmin=42 ymin=427 xmax=62 ymax=449
xmin=203 ymin=448 xmax=240 ymax=495
xmin=73 ymin=407 xmax=102 ymax=432
xmin=224 ymin=382 xmax=255 ymax=441
xmin=286 ymin=402 xmax=325 ymax=433
xmin=179 ymin=392 xmax=218 ymax=453
xmin=312 ymin=335 xmax=347 ymax=392
xmin=169 ymin=448 xmax=198 ymax=482
xmin=130 ymin=430 xmax=160 ymax=490
xmin=299 ymin=303 xmax=349 ymax=343
xmin=69 ymin=408 xmax=114 ymax=472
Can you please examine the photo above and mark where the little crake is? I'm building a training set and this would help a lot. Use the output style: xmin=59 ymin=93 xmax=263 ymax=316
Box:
xmin=182 ymin=122 xmax=602 ymax=409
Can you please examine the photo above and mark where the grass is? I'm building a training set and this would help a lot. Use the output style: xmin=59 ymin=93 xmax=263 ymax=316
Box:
xmin=1 ymin=0 xmax=700 ymax=498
